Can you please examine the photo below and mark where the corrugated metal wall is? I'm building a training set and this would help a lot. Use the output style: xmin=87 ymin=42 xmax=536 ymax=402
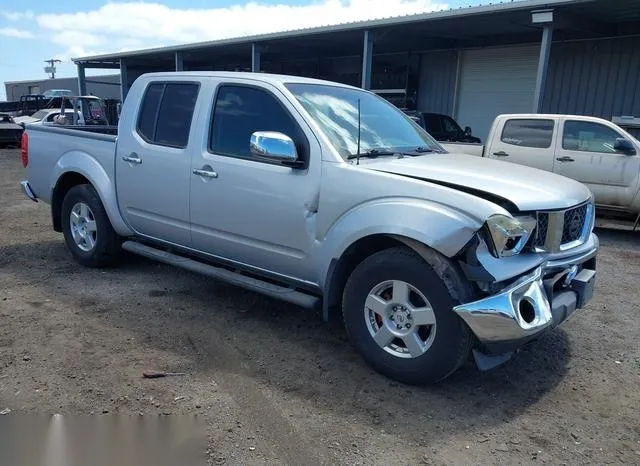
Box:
xmin=543 ymin=36 xmax=640 ymax=120
xmin=416 ymin=50 xmax=458 ymax=115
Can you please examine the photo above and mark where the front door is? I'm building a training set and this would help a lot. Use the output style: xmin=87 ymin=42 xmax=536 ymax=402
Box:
xmin=115 ymin=81 xmax=200 ymax=246
xmin=189 ymin=81 xmax=321 ymax=283
xmin=553 ymin=118 xmax=640 ymax=209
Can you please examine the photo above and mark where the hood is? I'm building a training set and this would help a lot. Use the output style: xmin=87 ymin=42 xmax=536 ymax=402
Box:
xmin=363 ymin=153 xmax=591 ymax=212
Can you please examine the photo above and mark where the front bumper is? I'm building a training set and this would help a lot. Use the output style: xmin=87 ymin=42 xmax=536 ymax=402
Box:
xmin=453 ymin=241 xmax=597 ymax=355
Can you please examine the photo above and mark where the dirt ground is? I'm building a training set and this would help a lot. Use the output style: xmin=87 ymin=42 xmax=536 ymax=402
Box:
xmin=1 ymin=147 xmax=639 ymax=465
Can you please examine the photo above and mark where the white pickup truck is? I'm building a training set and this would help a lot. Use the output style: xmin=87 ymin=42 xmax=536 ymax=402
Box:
xmin=443 ymin=114 xmax=640 ymax=217
xmin=20 ymin=72 xmax=599 ymax=385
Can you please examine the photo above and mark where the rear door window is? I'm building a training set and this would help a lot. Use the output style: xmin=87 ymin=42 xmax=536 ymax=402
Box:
xmin=136 ymin=82 xmax=199 ymax=148
xmin=500 ymin=119 xmax=554 ymax=149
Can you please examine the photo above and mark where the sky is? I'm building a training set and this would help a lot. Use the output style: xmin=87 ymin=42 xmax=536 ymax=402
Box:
xmin=0 ymin=0 xmax=483 ymax=100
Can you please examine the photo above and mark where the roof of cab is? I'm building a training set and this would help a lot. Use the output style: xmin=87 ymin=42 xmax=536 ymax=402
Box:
xmin=139 ymin=71 xmax=361 ymax=89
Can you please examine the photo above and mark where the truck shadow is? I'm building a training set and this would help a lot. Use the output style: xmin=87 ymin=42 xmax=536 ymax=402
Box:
xmin=593 ymin=226 xmax=640 ymax=251
xmin=0 ymin=240 xmax=571 ymax=445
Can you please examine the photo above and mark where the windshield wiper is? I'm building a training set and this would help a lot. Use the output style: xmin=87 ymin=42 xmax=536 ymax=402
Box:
xmin=412 ymin=146 xmax=434 ymax=153
xmin=347 ymin=148 xmax=397 ymax=160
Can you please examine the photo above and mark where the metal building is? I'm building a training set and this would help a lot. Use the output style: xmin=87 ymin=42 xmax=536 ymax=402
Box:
xmin=4 ymin=74 xmax=121 ymax=101
xmin=72 ymin=0 xmax=640 ymax=140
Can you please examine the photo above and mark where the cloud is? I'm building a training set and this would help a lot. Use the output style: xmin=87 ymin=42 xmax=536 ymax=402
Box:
xmin=1 ymin=10 xmax=35 ymax=21
xmin=35 ymin=0 xmax=449 ymax=59
xmin=0 ymin=27 xmax=35 ymax=39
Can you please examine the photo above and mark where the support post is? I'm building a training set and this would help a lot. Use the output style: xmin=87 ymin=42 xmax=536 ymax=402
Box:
xmin=532 ymin=9 xmax=554 ymax=113
xmin=251 ymin=43 xmax=261 ymax=72
xmin=77 ymin=64 xmax=87 ymax=96
xmin=175 ymin=51 xmax=184 ymax=71
xmin=361 ymin=30 xmax=373 ymax=90
xmin=120 ymin=59 xmax=129 ymax=102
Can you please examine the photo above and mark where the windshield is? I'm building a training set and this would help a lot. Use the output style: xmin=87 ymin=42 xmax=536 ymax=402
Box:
xmin=285 ymin=83 xmax=445 ymax=159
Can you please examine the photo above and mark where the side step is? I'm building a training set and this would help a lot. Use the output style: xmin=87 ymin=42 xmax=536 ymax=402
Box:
xmin=122 ymin=241 xmax=321 ymax=310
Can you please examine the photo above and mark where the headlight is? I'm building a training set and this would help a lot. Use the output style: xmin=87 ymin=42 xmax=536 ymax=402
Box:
xmin=484 ymin=214 xmax=537 ymax=258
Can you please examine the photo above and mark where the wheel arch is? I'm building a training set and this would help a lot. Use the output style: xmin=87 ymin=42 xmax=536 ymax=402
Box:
xmin=50 ymin=152 xmax=133 ymax=236
xmin=322 ymin=233 xmax=474 ymax=322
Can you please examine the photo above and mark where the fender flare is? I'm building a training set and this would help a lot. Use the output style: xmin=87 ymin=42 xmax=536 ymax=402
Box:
xmin=50 ymin=151 xmax=133 ymax=236
xmin=317 ymin=198 xmax=485 ymax=319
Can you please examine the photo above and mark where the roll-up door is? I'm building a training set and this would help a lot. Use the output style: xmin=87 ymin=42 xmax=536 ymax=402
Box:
xmin=455 ymin=45 xmax=540 ymax=142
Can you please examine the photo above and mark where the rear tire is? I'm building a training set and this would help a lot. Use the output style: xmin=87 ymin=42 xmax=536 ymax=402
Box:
xmin=61 ymin=184 xmax=122 ymax=268
xmin=342 ymin=246 xmax=472 ymax=385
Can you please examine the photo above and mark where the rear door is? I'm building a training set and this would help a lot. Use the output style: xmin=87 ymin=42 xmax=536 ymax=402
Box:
xmin=115 ymin=80 xmax=200 ymax=246
xmin=485 ymin=117 xmax=557 ymax=172
xmin=553 ymin=118 xmax=640 ymax=209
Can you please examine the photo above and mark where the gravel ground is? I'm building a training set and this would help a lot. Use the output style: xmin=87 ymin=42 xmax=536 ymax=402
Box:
xmin=1 ymin=147 xmax=639 ymax=465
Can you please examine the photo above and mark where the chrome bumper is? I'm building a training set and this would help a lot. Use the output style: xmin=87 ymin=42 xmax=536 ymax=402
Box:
xmin=454 ymin=244 xmax=597 ymax=353
xmin=21 ymin=180 xmax=37 ymax=202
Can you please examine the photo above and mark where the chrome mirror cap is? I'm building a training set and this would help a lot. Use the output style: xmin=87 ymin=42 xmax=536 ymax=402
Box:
xmin=250 ymin=131 xmax=298 ymax=162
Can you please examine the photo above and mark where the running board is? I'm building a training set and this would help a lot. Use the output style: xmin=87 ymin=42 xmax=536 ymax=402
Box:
xmin=121 ymin=241 xmax=320 ymax=310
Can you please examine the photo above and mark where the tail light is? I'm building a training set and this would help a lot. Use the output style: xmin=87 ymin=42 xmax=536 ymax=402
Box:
xmin=21 ymin=131 xmax=28 ymax=168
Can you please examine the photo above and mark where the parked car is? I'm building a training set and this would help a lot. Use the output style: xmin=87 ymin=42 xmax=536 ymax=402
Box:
xmin=14 ymin=108 xmax=83 ymax=126
xmin=405 ymin=110 xmax=481 ymax=143
xmin=0 ymin=113 xmax=23 ymax=147
xmin=441 ymin=114 xmax=640 ymax=218
xmin=20 ymin=72 xmax=598 ymax=385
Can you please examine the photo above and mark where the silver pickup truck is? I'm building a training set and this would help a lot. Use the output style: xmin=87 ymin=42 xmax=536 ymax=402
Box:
xmin=20 ymin=72 xmax=599 ymax=385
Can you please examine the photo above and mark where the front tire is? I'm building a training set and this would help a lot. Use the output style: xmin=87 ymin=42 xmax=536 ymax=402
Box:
xmin=61 ymin=184 xmax=122 ymax=268
xmin=342 ymin=246 xmax=472 ymax=385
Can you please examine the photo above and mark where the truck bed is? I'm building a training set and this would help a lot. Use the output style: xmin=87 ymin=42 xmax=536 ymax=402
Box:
xmin=25 ymin=124 xmax=118 ymax=204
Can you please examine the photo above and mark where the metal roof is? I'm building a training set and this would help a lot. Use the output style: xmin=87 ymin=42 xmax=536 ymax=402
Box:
xmin=74 ymin=0 xmax=588 ymax=63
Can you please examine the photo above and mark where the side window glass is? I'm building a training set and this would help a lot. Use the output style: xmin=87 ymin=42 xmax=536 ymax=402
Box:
xmin=500 ymin=119 xmax=554 ymax=149
xmin=562 ymin=120 xmax=622 ymax=153
xmin=425 ymin=115 xmax=443 ymax=133
xmin=155 ymin=83 xmax=199 ymax=148
xmin=137 ymin=83 xmax=164 ymax=143
xmin=136 ymin=82 xmax=199 ymax=148
xmin=210 ymin=85 xmax=304 ymax=160
xmin=442 ymin=117 xmax=458 ymax=134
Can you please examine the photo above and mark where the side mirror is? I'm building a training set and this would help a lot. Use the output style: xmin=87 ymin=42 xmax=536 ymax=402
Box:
xmin=250 ymin=131 xmax=300 ymax=165
xmin=464 ymin=126 xmax=472 ymax=136
xmin=614 ymin=138 xmax=636 ymax=156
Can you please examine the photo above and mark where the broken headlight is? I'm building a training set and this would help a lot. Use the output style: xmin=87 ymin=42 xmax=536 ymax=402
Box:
xmin=484 ymin=214 xmax=537 ymax=258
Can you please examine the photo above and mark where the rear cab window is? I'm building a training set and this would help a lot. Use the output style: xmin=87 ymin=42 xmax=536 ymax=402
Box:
xmin=136 ymin=82 xmax=200 ymax=148
xmin=500 ymin=119 xmax=554 ymax=149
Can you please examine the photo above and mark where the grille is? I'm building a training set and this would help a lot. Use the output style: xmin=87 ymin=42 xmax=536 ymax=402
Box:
xmin=534 ymin=213 xmax=549 ymax=248
xmin=561 ymin=204 xmax=588 ymax=244
xmin=532 ymin=203 xmax=591 ymax=252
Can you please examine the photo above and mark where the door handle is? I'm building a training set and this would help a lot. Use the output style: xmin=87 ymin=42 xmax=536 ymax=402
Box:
xmin=493 ymin=151 xmax=509 ymax=157
xmin=556 ymin=156 xmax=575 ymax=162
xmin=193 ymin=168 xmax=218 ymax=179
xmin=122 ymin=153 xmax=142 ymax=165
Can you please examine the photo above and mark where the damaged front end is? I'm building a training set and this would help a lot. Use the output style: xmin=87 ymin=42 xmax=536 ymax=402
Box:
xmin=452 ymin=199 xmax=599 ymax=371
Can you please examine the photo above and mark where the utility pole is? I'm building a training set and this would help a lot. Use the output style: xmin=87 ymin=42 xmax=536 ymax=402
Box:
xmin=44 ymin=58 xmax=62 ymax=79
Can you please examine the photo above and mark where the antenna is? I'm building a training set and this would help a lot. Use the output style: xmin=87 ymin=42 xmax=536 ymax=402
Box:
xmin=356 ymin=98 xmax=361 ymax=165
